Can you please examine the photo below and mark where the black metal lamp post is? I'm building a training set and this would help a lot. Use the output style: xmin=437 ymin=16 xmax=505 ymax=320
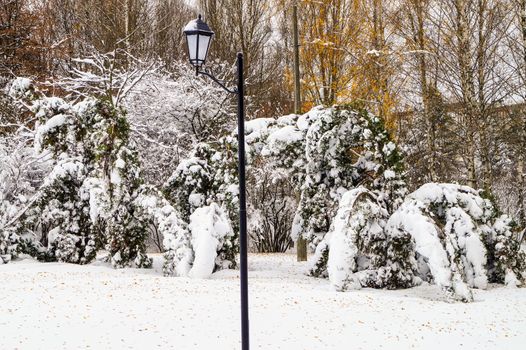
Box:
xmin=183 ymin=15 xmax=250 ymax=350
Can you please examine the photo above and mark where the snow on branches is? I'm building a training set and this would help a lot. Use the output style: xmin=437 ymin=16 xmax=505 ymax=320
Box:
xmin=187 ymin=203 xmax=236 ymax=278
xmin=163 ymin=140 xmax=239 ymax=275
xmin=54 ymin=50 xmax=159 ymax=107
xmin=133 ymin=185 xmax=191 ymax=276
xmin=325 ymin=183 xmax=526 ymax=302
xmin=240 ymin=105 xmax=524 ymax=301
xmin=326 ymin=187 xmax=416 ymax=291
xmin=296 ymin=105 xmax=406 ymax=247
xmin=240 ymin=105 xmax=406 ymax=272
xmin=2 ymin=78 xmax=156 ymax=267
xmin=124 ymin=61 xmax=236 ymax=186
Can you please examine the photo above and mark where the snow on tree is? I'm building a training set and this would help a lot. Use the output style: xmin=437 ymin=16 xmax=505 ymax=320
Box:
xmin=244 ymin=105 xmax=408 ymax=276
xmin=4 ymin=78 xmax=153 ymax=267
xmin=75 ymin=99 xmax=152 ymax=268
xmin=37 ymin=157 xmax=97 ymax=264
xmin=163 ymin=139 xmax=239 ymax=272
xmin=242 ymin=116 xmax=302 ymax=252
xmin=163 ymin=143 xmax=215 ymax=223
xmin=246 ymin=161 xmax=296 ymax=253
xmin=177 ymin=105 xmax=406 ymax=258
xmin=239 ymin=104 xmax=523 ymax=301
xmin=0 ymin=120 xmax=50 ymax=263
xmin=296 ymin=105 xmax=406 ymax=247
xmin=488 ymin=216 xmax=526 ymax=287
xmin=386 ymin=183 xmax=526 ymax=301
xmin=246 ymin=114 xmax=306 ymax=188
xmin=133 ymin=185 xmax=191 ymax=276
xmin=326 ymin=187 xmax=416 ymax=291
xmin=163 ymin=104 xmax=406 ymax=263
xmin=124 ymin=61 xmax=236 ymax=187
xmin=187 ymin=203 xmax=236 ymax=278
xmin=163 ymin=112 xmax=305 ymax=259
xmin=322 ymin=182 xmax=525 ymax=301
xmin=19 ymin=96 xmax=100 ymax=264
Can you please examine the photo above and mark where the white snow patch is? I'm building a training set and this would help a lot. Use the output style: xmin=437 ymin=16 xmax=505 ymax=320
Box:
xmin=188 ymin=203 xmax=234 ymax=279
xmin=0 ymin=254 xmax=525 ymax=350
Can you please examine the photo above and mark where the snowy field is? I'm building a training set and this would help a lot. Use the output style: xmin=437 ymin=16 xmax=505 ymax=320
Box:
xmin=1 ymin=253 xmax=525 ymax=350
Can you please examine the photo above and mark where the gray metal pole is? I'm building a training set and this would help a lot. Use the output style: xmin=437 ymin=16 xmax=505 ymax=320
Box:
xmin=236 ymin=52 xmax=250 ymax=350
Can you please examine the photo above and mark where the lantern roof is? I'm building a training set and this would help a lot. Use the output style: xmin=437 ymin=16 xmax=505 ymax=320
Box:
xmin=183 ymin=14 xmax=214 ymax=35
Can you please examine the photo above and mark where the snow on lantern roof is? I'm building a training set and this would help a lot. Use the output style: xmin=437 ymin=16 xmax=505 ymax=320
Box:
xmin=183 ymin=14 xmax=214 ymax=35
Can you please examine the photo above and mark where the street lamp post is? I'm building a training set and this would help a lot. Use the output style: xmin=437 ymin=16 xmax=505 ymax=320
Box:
xmin=183 ymin=15 xmax=250 ymax=350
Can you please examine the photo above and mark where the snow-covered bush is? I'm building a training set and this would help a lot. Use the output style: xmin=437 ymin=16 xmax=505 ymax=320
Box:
xmin=0 ymin=85 xmax=52 ymax=263
xmin=165 ymin=105 xmax=405 ymax=259
xmin=239 ymin=105 xmax=406 ymax=256
xmin=385 ymin=183 xmax=525 ymax=301
xmin=163 ymin=144 xmax=215 ymax=222
xmin=36 ymin=157 xmax=97 ymax=264
xmin=164 ymin=106 xmax=317 ymax=263
xmin=188 ymin=203 xmax=236 ymax=278
xmin=134 ymin=186 xmax=191 ymax=276
xmin=163 ymin=139 xmax=239 ymax=272
xmin=325 ymin=187 xmax=416 ymax=291
xmin=141 ymin=183 xmax=236 ymax=277
xmin=245 ymin=114 xmax=306 ymax=189
xmin=3 ymin=78 xmax=154 ymax=267
xmin=297 ymin=105 xmax=406 ymax=246
xmin=244 ymin=105 xmax=407 ymax=276
xmin=488 ymin=216 xmax=526 ymax=286
xmin=247 ymin=167 xmax=296 ymax=253
xmin=322 ymin=183 xmax=525 ymax=301
xmin=244 ymin=116 xmax=303 ymax=252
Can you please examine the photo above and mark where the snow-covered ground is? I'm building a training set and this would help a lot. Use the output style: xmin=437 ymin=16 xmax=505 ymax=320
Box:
xmin=1 ymin=254 xmax=525 ymax=350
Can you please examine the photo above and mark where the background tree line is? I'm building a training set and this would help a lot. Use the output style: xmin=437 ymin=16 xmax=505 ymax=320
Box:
xmin=2 ymin=0 xmax=526 ymax=230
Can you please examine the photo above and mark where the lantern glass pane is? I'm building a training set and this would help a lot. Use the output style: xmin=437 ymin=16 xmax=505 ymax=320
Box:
xmin=186 ymin=33 xmax=198 ymax=63
xmin=198 ymin=35 xmax=211 ymax=62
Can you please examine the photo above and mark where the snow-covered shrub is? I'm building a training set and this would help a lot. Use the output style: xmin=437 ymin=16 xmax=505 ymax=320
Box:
xmin=0 ymin=141 xmax=47 ymax=262
xmin=386 ymin=183 xmax=525 ymax=301
xmin=1 ymin=85 xmax=53 ymax=263
xmin=246 ymin=114 xmax=307 ymax=189
xmin=164 ymin=139 xmax=239 ymax=272
xmin=297 ymin=105 xmax=406 ymax=246
xmin=163 ymin=136 xmax=239 ymax=261
xmin=36 ymin=157 xmax=97 ymax=264
xmin=141 ymin=186 xmax=236 ymax=277
xmin=6 ymin=83 xmax=96 ymax=264
xmin=187 ymin=203 xmax=236 ymax=278
xmin=388 ymin=184 xmax=492 ymax=296
xmin=240 ymin=105 xmax=406 ymax=258
xmin=325 ymin=187 xmax=416 ymax=291
xmin=244 ymin=116 xmax=304 ymax=252
xmin=251 ymin=105 xmax=407 ymax=277
xmin=101 ymin=148 xmax=152 ymax=268
xmin=163 ymin=104 xmax=405 ymax=273
xmin=164 ymin=144 xmax=215 ymax=222
xmin=134 ymin=186 xmax=191 ymax=276
xmin=488 ymin=216 xmax=526 ymax=286
xmin=4 ymin=78 xmax=153 ymax=267
xmin=319 ymin=182 xmax=525 ymax=301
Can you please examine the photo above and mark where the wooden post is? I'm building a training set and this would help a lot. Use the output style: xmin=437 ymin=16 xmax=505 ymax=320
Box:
xmin=293 ymin=3 xmax=307 ymax=262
